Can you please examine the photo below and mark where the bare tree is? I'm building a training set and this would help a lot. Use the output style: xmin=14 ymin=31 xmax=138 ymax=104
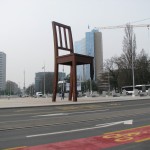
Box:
xmin=96 ymin=57 xmax=120 ymax=92
xmin=135 ymin=49 xmax=150 ymax=84
xmin=102 ymin=24 xmax=137 ymax=90
xmin=121 ymin=24 xmax=136 ymax=69
xmin=100 ymin=24 xmax=150 ymax=92
xmin=116 ymin=24 xmax=137 ymax=87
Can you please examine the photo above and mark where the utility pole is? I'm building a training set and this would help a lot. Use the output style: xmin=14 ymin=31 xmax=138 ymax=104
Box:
xmin=9 ymin=82 xmax=11 ymax=96
xmin=83 ymin=65 xmax=86 ymax=92
xmin=24 ymin=70 xmax=26 ymax=96
xmin=131 ymin=33 xmax=135 ymax=97
xmin=90 ymin=77 xmax=92 ymax=95
xmin=62 ymin=65 xmax=64 ymax=92
xmin=108 ymin=71 xmax=110 ymax=95
xmin=42 ymin=65 xmax=46 ymax=96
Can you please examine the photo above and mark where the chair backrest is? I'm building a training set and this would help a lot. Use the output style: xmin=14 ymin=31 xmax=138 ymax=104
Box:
xmin=52 ymin=21 xmax=74 ymax=57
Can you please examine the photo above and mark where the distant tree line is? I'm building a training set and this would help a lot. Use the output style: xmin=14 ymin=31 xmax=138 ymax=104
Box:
xmin=1 ymin=80 xmax=21 ymax=95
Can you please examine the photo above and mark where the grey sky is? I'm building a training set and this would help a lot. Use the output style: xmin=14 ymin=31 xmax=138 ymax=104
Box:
xmin=0 ymin=0 xmax=150 ymax=88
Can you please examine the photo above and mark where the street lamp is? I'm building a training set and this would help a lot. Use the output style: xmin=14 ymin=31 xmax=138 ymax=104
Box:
xmin=108 ymin=71 xmax=110 ymax=95
xmin=131 ymin=33 xmax=135 ymax=97
xmin=9 ymin=82 xmax=11 ymax=96
xmin=62 ymin=65 xmax=64 ymax=92
xmin=23 ymin=70 xmax=26 ymax=96
xmin=90 ymin=77 xmax=92 ymax=95
xmin=42 ymin=65 xmax=46 ymax=96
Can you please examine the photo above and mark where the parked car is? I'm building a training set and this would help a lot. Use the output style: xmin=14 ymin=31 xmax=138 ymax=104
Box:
xmin=35 ymin=92 xmax=43 ymax=98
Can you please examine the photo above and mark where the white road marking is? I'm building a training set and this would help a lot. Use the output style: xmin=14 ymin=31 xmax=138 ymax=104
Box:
xmin=72 ymin=109 xmax=109 ymax=115
xmin=96 ymin=119 xmax=133 ymax=127
xmin=32 ymin=109 xmax=109 ymax=117
xmin=26 ymin=119 xmax=133 ymax=138
xmin=34 ymin=113 xmax=69 ymax=117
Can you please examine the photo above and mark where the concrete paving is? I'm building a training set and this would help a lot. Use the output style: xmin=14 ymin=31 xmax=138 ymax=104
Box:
xmin=0 ymin=95 xmax=150 ymax=109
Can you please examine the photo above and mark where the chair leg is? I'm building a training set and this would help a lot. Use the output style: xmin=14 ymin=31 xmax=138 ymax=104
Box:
xmin=52 ymin=64 xmax=58 ymax=102
xmin=69 ymin=65 xmax=73 ymax=101
xmin=90 ymin=63 xmax=94 ymax=80
xmin=72 ymin=61 xmax=77 ymax=102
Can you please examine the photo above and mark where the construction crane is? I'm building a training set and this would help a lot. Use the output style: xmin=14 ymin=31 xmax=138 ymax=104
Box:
xmin=97 ymin=24 xmax=150 ymax=30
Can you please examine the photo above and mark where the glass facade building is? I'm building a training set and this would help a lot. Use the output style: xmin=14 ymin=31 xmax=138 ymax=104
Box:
xmin=0 ymin=52 xmax=6 ymax=91
xmin=35 ymin=72 xmax=66 ymax=93
xmin=74 ymin=29 xmax=103 ymax=81
xmin=74 ymin=38 xmax=86 ymax=81
xmin=85 ymin=30 xmax=95 ymax=79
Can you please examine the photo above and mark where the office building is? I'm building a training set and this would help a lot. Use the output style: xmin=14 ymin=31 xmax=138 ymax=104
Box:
xmin=74 ymin=29 xmax=103 ymax=81
xmin=0 ymin=52 xmax=6 ymax=91
xmin=35 ymin=72 xmax=66 ymax=93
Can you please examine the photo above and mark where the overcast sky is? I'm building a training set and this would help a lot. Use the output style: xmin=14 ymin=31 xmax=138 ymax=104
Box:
xmin=0 ymin=0 xmax=150 ymax=88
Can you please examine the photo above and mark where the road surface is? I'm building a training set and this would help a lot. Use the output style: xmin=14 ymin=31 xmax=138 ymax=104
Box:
xmin=0 ymin=99 xmax=150 ymax=149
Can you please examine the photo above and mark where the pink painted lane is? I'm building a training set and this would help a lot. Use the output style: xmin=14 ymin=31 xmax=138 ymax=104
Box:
xmin=16 ymin=125 xmax=150 ymax=150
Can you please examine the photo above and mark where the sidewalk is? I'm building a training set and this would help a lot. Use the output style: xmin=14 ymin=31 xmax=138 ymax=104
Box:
xmin=0 ymin=95 xmax=150 ymax=109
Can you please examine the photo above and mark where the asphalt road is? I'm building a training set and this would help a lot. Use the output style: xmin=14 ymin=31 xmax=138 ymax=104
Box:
xmin=0 ymin=99 xmax=150 ymax=150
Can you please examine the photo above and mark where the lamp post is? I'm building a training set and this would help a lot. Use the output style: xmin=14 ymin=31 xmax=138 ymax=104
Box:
xmin=23 ymin=70 xmax=26 ymax=96
xmin=42 ymin=65 xmax=46 ymax=96
xmin=108 ymin=71 xmax=110 ymax=95
xmin=90 ymin=78 xmax=92 ymax=95
xmin=131 ymin=32 xmax=135 ymax=97
xmin=9 ymin=82 xmax=11 ymax=96
xmin=62 ymin=65 xmax=64 ymax=92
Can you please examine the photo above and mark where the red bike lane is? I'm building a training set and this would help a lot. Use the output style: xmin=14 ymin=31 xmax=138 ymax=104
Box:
xmin=16 ymin=125 xmax=150 ymax=150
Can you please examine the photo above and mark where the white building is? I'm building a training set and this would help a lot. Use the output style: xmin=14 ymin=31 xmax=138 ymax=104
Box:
xmin=0 ymin=52 xmax=6 ymax=91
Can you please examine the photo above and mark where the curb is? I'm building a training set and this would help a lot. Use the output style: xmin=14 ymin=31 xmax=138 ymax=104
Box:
xmin=0 ymin=96 xmax=150 ymax=109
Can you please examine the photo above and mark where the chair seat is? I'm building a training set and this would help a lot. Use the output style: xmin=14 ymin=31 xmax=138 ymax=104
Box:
xmin=57 ymin=53 xmax=94 ymax=65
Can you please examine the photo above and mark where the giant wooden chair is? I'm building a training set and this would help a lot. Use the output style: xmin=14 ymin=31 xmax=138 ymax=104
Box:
xmin=52 ymin=21 xmax=94 ymax=102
